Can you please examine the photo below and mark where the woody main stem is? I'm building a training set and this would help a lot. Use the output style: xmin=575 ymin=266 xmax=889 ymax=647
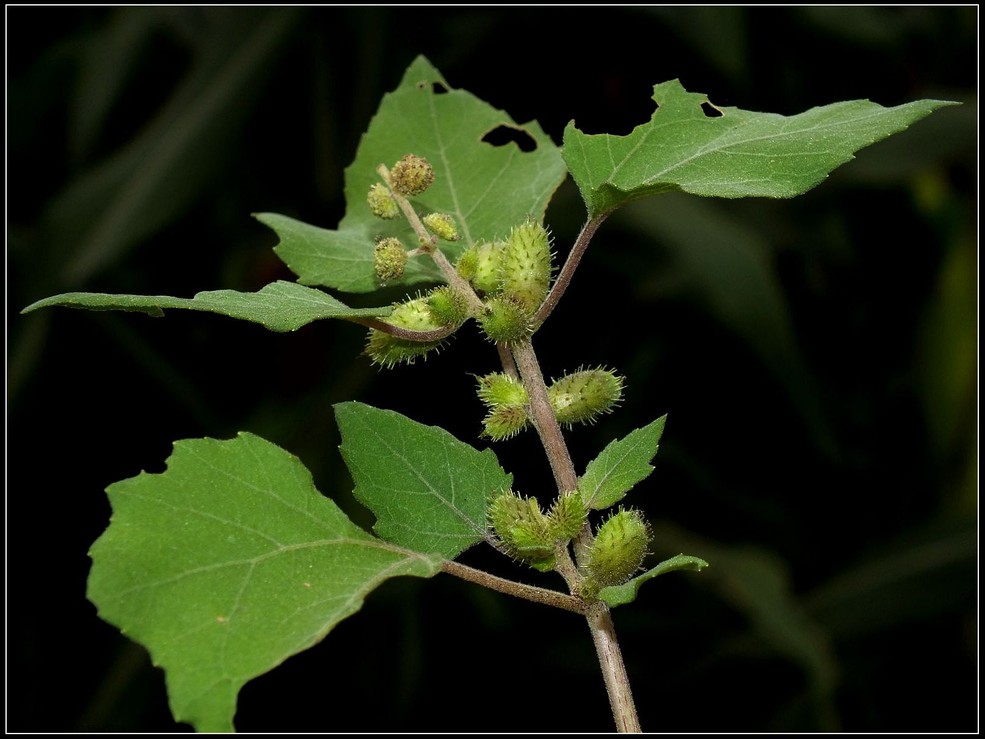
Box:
xmin=510 ymin=338 xmax=642 ymax=733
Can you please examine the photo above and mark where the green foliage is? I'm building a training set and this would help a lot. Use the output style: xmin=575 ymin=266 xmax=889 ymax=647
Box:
xmin=20 ymin=280 xmax=391 ymax=332
xmin=578 ymin=416 xmax=666 ymax=510
xmin=598 ymin=554 xmax=710 ymax=607
xmin=564 ymin=79 xmax=957 ymax=216
xmin=335 ymin=402 xmax=512 ymax=559
xmin=13 ymin=31 xmax=966 ymax=734
xmin=266 ymin=56 xmax=567 ymax=293
xmin=87 ymin=432 xmax=442 ymax=732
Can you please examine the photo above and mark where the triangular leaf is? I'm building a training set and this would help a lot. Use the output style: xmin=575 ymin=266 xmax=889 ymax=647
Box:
xmin=578 ymin=416 xmax=666 ymax=510
xmin=335 ymin=401 xmax=512 ymax=559
xmin=563 ymin=79 xmax=957 ymax=216
xmin=268 ymin=55 xmax=567 ymax=293
xmin=87 ymin=432 xmax=441 ymax=732
xmin=21 ymin=280 xmax=390 ymax=332
xmin=598 ymin=554 xmax=709 ymax=607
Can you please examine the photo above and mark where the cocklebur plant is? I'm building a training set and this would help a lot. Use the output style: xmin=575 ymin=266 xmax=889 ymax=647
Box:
xmin=21 ymin=56 xmax=955 ymax=732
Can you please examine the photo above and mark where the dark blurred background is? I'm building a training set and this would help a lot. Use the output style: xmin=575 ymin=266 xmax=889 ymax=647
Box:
xmin=7 ymin=6 xmax=977 ymax=733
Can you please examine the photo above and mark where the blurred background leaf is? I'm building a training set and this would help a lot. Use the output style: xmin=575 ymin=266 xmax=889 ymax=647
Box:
xmin=8 ymin=6 xmax=976 ymax=732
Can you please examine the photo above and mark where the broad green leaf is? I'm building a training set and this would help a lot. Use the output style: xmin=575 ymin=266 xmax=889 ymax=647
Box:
xmin=254 ymin=212 xmax=445 ymax=293
xmin=598 ymin=554 xmax=709 ymax=607
xmin=87 ymin=432 xmax=441 ymax=732
xmin=563 ymin=79 xmax=957 ymax=216
xmin=21 ymin=280 xmax=390 ymax=332
xmin=268 ymin=55 xmax=567 ymax=293
xmin=335 ymin=401 xmax=512 ymax=559
xmin=578 ymin=416 xmax=666 ymax=510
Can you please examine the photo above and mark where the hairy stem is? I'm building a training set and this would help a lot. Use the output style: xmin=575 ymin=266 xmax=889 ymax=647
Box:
xmin=510 ymin=339 xmax=578 ymax=493
xmin=497 ymin=343 xmax=520 ymax=379
xmin=511 ymin=336 xmax=640 ymax=732
xmin=441 ymin=560 xmax=585 ymax=615
xmin=536 ymin=213 xmax=608 ymax=325
xmin=587 ymin=603 xmax=642 ymax=733
xmin=351 ymin=316 xmax=458 ymax=342
xmin=376 ymin=164 xmax=485 ymax=314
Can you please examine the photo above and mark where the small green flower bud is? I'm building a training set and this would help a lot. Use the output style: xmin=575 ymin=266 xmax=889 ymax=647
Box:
xmin=422 ymin=212 xmax=459 ymax=241
xmin=367 ymin=182 xmax=399 ymax=219
xmin=584 ymin=508 xmax=651 ymax=593
xmin=548 ymin=368 xmax=624 ymax=427
xmin=373 ymin=237 xmax=408 ymax=284
xmin=488 ymin=491 xmax=555 ymax=569
xmin=501 ymin=218 xmax=553 ymax=312
xmin=426 ymin=286 xmax=470 ymax=327
xmin=365 ymin=297 xmax=444 ymax=368
xmin=390 ymin=153 xmax=435 ymax=196
xmin=479 ymin=295 xmax=534 ymax=345
xmin=547 ymin=490 xmax=588 ymax=543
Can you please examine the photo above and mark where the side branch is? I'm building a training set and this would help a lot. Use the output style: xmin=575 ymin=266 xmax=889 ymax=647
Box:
xmin=350 ymin=317 xmax=458 ymax=342
xmin=376 ymin=164 xmax=485 ymax=314
xmin=441 ymin=560 xmax=586 ymax=615
xmin=536 ymin=213 xmax=608 ymax=324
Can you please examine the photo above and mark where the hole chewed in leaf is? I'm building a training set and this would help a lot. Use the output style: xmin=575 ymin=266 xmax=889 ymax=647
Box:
xmin=573 ymin=77 xmax=656 ymax=135
xmin=481 ymin=124 xmax=538 ymax=153
xmin=417 ymin=79 xmax=450 ymax=95
xmin=700 ymin=101 xmax=724 ymax=118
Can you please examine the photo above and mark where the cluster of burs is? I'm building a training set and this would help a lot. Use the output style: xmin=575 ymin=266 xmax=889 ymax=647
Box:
xmin=366 ymin=154 xmax=650 ymax=597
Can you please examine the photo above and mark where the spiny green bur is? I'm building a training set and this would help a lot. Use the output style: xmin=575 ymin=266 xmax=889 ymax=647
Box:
xmin=426 ymin=286 xmax=470 ymax=327
xmin=479 ymin=295 xmax=534 ymax=344
xmin=461 ymin=242 xmax=505 ymax=295
xmin=481 ymin=404 xmax=529 ymax=441
xmin=489 ymin=491 xmax=555 ymax=570
xmin=548 ymin=491 xmax=588 ymax=542
xmin=365 ymin=297 xmax=444 ymax=367
xmin=549 ymin=369 xmax=624 ymax=427
xmin=477 ymin=372 xmax=530 ymax=440
xmin=584 ymin=509 xmax=651 ymax=596
xmin=477 ymin=372 xmax=529 ymax=408
xmin=500 ymin=219 xmax=553 ymax=312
